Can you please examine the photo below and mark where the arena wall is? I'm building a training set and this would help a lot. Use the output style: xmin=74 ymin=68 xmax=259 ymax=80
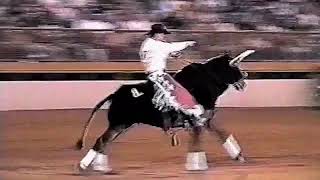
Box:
xmin=1 ymin=79 xmax=317 ymax=111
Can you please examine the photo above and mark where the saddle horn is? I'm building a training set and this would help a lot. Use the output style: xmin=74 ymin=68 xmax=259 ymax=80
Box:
xmin=229 ymin=50 xmax=255 ymax=66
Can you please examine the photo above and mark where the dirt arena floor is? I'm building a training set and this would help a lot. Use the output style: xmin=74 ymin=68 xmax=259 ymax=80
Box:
xmin=1 ymin=108 xmax=319 ymax=180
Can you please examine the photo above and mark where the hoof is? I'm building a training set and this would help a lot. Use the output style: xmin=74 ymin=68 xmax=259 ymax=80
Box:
xmin=237 ymin=155 xmax=247 ymax=163
xmin=76 ymin=163 xmax=113 ymax=175
xmin=76 ymin=163 xmax=91 ymax=175
xmin=185 ymin=152 xmax=208 ymax=171
xmin=186 ymin=165 xmax=208 ymax=171
xmin=91 ymin=153 xmax=113 ymax=174
xmin=92 ymin=165 xmax=113 ymax=174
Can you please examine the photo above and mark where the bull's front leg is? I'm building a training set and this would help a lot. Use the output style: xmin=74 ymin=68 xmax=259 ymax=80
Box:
xmin=185 ymin=126 xmax=208 ymax=171
xmin=207 ymin=121 xmax=246 ymax=163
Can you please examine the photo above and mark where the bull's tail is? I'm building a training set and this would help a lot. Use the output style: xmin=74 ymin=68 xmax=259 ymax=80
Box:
xmin=75 ymin=94 xmax=114 ymax=150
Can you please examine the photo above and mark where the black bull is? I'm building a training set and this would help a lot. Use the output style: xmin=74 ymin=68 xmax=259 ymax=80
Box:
xmin=75 ymin=53 xmax=248 ymax=165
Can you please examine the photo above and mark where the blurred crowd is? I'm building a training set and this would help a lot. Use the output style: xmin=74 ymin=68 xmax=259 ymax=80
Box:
xmin=0 ymin=0 xmax=319 ymax=61
xmin=2 ymin=0 xmax=320 ymax=31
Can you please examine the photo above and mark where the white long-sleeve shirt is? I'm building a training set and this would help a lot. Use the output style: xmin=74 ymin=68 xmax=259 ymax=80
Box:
xmin=139 ymin=38 xmax=193 ymax=73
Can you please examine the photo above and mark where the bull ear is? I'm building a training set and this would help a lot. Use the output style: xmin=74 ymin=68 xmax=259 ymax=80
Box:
xmin=229 ymin=50 xmax=255 ymax=66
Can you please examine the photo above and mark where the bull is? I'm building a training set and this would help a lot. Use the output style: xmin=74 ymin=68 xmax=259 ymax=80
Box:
xmin=75 ymin=50 xmax=255 ymax=173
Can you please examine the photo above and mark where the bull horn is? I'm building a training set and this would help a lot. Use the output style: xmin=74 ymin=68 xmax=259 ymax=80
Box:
xmin=229 ymin=50 xmax=255 ymax=66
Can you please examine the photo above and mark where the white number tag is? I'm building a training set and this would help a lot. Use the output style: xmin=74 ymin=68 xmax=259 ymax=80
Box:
xmin=131 ymin=88 xmax=144 ymax=98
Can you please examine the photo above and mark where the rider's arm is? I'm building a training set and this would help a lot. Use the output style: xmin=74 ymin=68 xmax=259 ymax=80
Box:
xmin=165 ymin=41 xmax=196 ymax=53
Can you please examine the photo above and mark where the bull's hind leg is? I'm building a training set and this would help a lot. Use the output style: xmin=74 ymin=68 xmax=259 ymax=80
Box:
xmin=206 ymin=122 xmax=246 ymax=163
xmin=185 ymin=126 xmax=208 ymax=171
xmin=79 ymin=125 xmax=132 ymax=173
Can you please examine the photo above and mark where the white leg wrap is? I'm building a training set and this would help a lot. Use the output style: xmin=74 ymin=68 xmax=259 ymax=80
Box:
xmin=79 ymin=149 xmax=97 ymax=170
xmin=185 ymin=152 xmax=208 ymax=171
xmin=222 ymin=134 xmax=241 ymax=159
xmin=92 ymin=153 xmax=112 ymax=172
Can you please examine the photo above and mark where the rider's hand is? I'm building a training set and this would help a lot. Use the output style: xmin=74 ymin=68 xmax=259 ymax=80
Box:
xmin=170 ymin=51 xmax=182 ymax=58
xmin=186 ymin=41 xmax=197 ymax=47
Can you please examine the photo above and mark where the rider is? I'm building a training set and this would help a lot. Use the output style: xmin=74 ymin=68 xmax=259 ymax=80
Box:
xmin=139 ymin=23 xmax=207 ymax=127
